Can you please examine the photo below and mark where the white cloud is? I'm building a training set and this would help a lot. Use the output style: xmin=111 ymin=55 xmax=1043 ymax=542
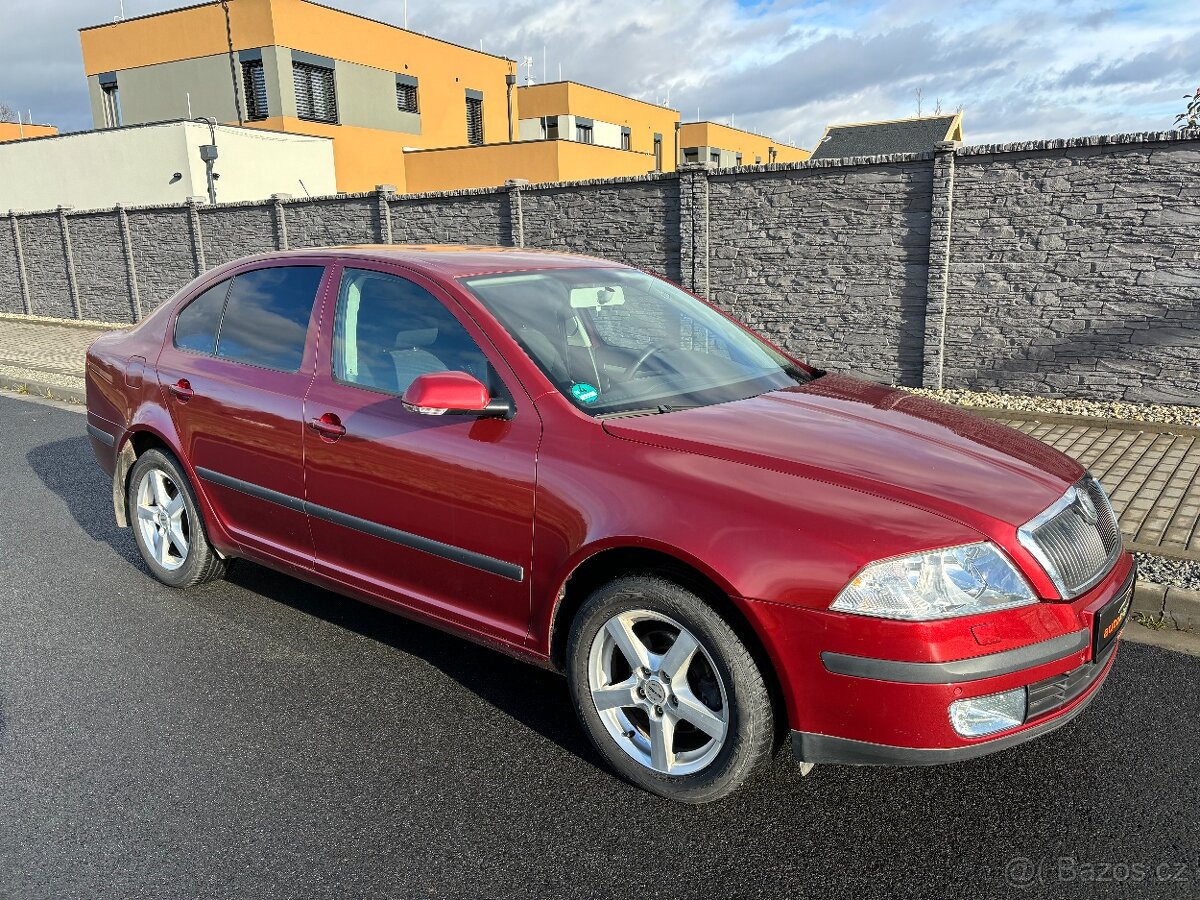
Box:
xmin=3 ymin=0 xmax=1198 ymax=146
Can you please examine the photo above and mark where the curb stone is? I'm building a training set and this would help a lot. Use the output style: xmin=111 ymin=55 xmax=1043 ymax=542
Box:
xmin=0 ymin=376 xmax=85 ymax=404
xmin=1131 ymin=581 xmax=1200 ymax=633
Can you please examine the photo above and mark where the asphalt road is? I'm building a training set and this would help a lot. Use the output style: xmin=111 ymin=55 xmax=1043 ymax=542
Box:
xmin=1 ymin=392 xmax=1197 ymax=900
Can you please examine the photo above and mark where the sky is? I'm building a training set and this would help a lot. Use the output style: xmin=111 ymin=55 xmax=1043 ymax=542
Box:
xmin=1 ymin=0 xmax=1198 ymax=147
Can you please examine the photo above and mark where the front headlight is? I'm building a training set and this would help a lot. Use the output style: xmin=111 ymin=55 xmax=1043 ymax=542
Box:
xmin=830 ymin=542 xmax=1038 ymax=621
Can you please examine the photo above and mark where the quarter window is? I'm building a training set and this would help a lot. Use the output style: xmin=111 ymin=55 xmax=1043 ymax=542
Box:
xmin=173 ymin=278 xmax=231 ymax=354
xmin=214 ymin=266 xmax=324 ymax=372
xmin=333 ymin=268 xmax=492 ymax=396
xmin=293 ymin=61 xmax=337 ymax=123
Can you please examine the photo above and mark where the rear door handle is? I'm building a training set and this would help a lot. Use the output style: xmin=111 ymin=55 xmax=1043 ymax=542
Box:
xmin=167 ymin=379 xmax=194 ymax=402
xmin=309 ymin=413 xmax=347 ymax=440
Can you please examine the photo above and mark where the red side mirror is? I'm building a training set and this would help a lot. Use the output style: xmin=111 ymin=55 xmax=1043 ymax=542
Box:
xmin=402 ymin=371 xmax=511 ymax=418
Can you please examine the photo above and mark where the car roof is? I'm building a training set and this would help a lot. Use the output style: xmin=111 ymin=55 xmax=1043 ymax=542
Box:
xmin=238 ymin=244 xmax=627 ymax=279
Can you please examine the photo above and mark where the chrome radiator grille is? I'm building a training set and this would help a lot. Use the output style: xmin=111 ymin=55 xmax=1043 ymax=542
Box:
xmin=1018 ymin=476 xmax=1122 ymax=599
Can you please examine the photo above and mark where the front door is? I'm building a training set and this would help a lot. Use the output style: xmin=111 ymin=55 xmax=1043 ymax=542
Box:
xmin=156 ymin=262 xmax=330 ymax=569
xmin=302 ymin=263 xmax=542 ymax=644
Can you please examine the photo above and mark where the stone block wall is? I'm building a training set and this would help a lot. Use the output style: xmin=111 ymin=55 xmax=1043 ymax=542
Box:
xmin=1 ymin=128 xmax=1197 ymax=405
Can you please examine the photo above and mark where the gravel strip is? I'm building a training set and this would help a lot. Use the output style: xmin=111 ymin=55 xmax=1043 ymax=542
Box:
xmin=905 ymin=388 xmax=1200 ymax=428
xmin=1135 ymin=553 xmax=1200 ymax=592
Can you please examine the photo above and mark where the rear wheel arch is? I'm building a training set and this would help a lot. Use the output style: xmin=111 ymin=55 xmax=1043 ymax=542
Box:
xmin=113 ymin=429 xmax=175 ymax=527
xmin=547 ymin=545 xmax=788 ymax=744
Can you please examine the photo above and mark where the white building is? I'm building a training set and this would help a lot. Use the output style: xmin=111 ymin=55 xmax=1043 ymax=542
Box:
xmin=0 ymin=120 xmax=337 ymax=212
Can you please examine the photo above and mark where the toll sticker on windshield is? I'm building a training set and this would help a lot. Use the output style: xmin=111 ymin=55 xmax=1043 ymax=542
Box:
xmin=571 ymin=383 xmax=600 ymax=404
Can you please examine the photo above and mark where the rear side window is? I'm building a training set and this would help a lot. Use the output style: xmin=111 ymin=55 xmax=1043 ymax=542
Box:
xmin=173 ymin=279 xmax=231 ymax=354
xmin=214 ymin=266 xmax=324 ymax=372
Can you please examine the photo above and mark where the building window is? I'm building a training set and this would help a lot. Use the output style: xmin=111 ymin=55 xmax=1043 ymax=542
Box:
xmin=575 ymin=120 xmax=594 ymax=144
xmin=99 ymin=73 xmax=121 ymax=128
xmin=242 ymin=60 xmax=268 ymax=120
xmin=542 ymin=116 xmax=559 ymax=140
xmin=755 ymin=155 xmax=762 ymax=164
xmin=710 ymin=150 xmax=721 ymax=165
xmin=293 ymin=60 xmax=337 ymax=123
xmin=683 ymin=148 xmax=699 ymax=163
xmin=735 ymin=153 xmax=743 ymax=166
xmin=396 ymin=74 xmax=419 ymax=114
xmin=653 ymin=133 xmax=662 ymax=171
xmin=620 ymin=128 xmax=631 ymax=151
xmin=466 ymin=91 xmax=484 ymax=145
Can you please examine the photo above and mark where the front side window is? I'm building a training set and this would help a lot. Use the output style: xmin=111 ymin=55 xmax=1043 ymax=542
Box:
xmin=461 ymin=267 xmax=810 ymax=417
xmin=293 ymin=61 xmax=337 ymax=123
xmin=173 ymin=278 xmax=232 ymax=354
xmin=333 ymin=268 xmax=492 ymax=396
xmin=214 ymin=266 xmax=324 ymax=372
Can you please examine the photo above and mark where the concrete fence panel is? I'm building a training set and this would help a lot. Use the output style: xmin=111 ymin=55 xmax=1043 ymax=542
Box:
xmin=69 ymin=211 xmax=131 ymax=322
xmin=708 ymin=157 xmax=934 ymax=385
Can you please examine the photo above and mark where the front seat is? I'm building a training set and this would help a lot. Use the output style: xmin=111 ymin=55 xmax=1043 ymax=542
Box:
xmin=389 ymin=328 xmax=448 ymax=393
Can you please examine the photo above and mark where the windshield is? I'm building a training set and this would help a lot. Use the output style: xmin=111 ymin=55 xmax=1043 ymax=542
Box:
xmin=460 ymin=267 xmax=812 ymax=416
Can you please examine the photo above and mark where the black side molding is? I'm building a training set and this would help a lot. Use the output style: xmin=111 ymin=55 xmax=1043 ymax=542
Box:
xmin=821 ymin=629 xmax=1090 ymax=685
xmin=196 ymin=466 xmax=305 ymax=513
xmin=87 ymin=423 xmax=115 ymax=447
xmin=194 ymin=466 xmax=524 ymax=582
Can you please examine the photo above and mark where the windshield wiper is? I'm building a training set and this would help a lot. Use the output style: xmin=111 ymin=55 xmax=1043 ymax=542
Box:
xmin=598 ymin=402 xmax=704 ymax=418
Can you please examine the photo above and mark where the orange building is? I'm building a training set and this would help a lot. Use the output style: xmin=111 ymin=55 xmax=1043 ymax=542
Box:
xmin=679 ymin=122 xmax=809 ymax=167
xmin=79 ymin=0 xmax=518 ymax=193
xmin=0 ymin=122 xmax=58 ymax=142
xmin=78 ymin=0 xmax=810 ymax=194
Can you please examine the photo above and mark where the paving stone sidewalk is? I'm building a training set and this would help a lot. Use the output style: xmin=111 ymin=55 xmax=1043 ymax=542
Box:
xmin=1 ymin=315 xmax=1196 ymax=561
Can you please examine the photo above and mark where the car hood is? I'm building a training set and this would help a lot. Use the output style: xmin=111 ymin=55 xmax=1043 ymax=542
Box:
xmin=601 ymin=375 xmax=1082 ymax=530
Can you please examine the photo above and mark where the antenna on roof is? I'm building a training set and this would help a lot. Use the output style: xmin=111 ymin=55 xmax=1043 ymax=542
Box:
xmin=403 ymin=0 xmax=408 ymax=29
xmin=117 ymin=0 xmax=125 ymax=21
xmin=523 ymin=55 xmax=534 ymax=86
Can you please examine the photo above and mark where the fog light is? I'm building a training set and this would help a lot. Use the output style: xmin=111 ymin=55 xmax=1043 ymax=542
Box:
xmin=948 ymin=687 xmax=1027 ymax=738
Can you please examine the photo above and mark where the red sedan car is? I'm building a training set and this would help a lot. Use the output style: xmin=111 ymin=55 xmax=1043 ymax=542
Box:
xmin=86 ymin=246 xmax=1133 ymax=802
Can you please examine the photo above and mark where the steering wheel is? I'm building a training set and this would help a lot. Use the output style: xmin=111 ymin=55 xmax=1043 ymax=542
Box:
xmin=623 ymin=343 xmax=671 ymax=380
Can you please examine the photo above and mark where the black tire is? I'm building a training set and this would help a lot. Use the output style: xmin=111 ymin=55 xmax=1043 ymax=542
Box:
xmin=125 ymin=448 xmax=226 ymax=589
xmin=567 ymin=575 xmax=774 ymax=803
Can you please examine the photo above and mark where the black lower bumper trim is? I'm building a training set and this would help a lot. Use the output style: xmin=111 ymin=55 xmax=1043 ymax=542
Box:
xmin=87 ymin=423 xmax=115 ymax=447
xmin=793 ymin=643 xmax=1116 ymax=766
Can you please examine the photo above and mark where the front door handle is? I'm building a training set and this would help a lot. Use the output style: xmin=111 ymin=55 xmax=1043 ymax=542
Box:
xmin=167 ymin=379 xmax=194 ymax=402
xmin=309 ymin=413 xmax=347 ymax=441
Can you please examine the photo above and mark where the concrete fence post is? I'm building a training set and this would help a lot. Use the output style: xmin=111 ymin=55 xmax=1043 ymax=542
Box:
xmin=922 ymin=140 xmax=960 ymax=389
xmin=115 ymin=204 xmax=142 ymax=321
xmin=8 ymin=210 xmax=31 ymax=316
xmin=271 ymin=194 xmax=291 ymax=250
xmin=375 ymin=184 xmax=395 ymax=244
xmin=678 ymin=164 xmax=712 ymax=296
xmin=505 ymin=179 xmax=529 ymax=248
xmin=57 ymin=205 xmax=82 ymax=319
xmin=186 ymin=197 xmax=206 ymax=275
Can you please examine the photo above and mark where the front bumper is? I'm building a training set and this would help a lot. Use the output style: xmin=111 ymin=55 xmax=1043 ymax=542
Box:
xmin=791 ymin=636 xmax=1119 ymax=765
xmin=739 ymin=552 xmax=1135 ymax=766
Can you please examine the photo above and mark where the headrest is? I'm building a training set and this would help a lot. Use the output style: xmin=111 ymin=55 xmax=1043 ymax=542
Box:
xmin=394 ymin=328 xmax=438 ymax=348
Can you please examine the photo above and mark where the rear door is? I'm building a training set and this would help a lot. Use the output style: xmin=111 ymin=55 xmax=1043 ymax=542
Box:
xmin=156 ymin=261 xmax=331 ymax=569
xmin=302 ymin=262 xmax=541 ymax=644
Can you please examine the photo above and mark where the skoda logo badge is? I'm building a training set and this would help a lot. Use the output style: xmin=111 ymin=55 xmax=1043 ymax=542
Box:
xmin=1077 ymin=491 xmax=1099 ymax=526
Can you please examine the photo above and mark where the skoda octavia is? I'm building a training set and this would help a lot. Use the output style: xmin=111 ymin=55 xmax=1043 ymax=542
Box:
xmin=85 ymin=246 xmax=1133 ymax=803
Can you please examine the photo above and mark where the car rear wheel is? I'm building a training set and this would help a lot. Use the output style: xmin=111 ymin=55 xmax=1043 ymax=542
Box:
xmin=567 ymin=575 xmax=774 ymax=803
xmin=126 ymin=449 xmax=225 ymax=588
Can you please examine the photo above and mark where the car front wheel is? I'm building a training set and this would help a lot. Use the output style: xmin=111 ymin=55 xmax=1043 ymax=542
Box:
xmin=567 ymin=575 xmax=774 ymax=803
xmin=126 ymin=448 xmax=225 ymax=588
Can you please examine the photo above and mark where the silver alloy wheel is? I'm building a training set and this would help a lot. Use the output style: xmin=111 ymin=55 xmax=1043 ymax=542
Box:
xmin=588 ymin=609 xmax=729 ymax=776
xmin=135 ymin=467 xmax=190 ymax=572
